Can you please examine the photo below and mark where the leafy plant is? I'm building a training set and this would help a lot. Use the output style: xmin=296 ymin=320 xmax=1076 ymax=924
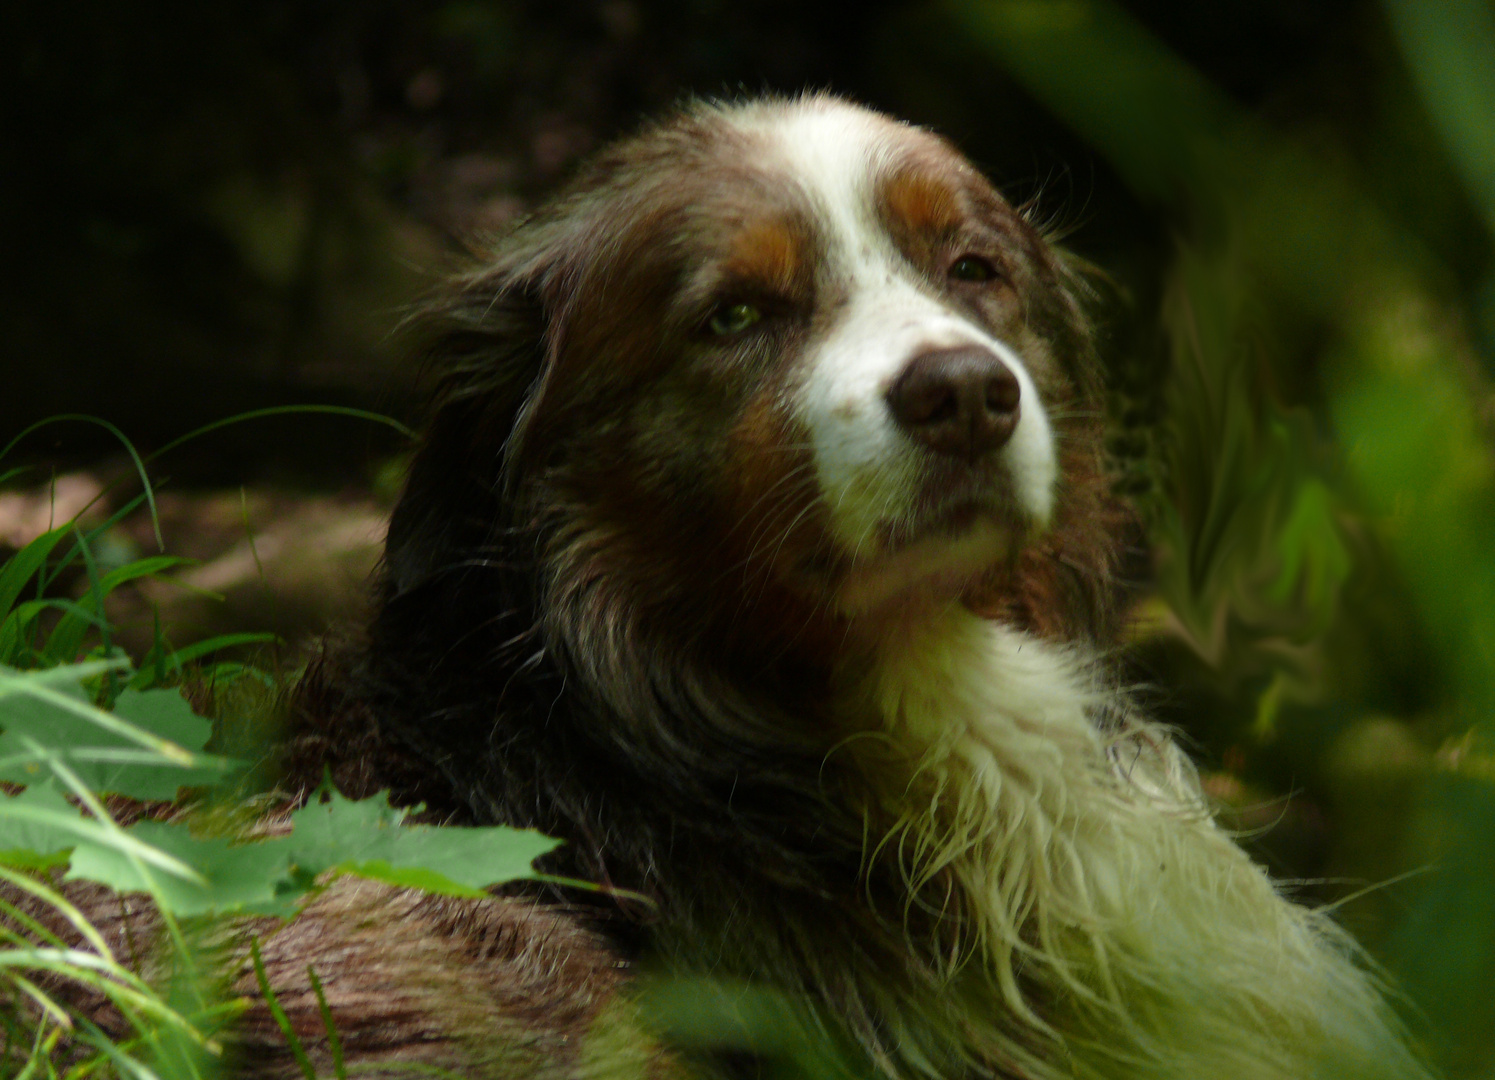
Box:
xmin=0 ymin=411 xmax=565 ymax=1079
xmin=0 ymin=649 xmax=570 ymax=1075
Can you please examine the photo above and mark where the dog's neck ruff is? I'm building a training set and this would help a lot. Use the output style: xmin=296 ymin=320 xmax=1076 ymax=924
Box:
xmin=836 ymin=606 xmax=1426 ymax=1080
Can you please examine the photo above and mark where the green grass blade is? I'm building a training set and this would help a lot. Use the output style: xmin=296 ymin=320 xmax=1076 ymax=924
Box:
xmin=0 ymin=599 xmax=77 ymax=669
xmin=0 ymin=528 xmax=70 ymax=619
xmin=148 ymin=405 xmax=413 ymax=460
xmin=0 ymin=793 xmax=203 ymax=885
xmin=250 ymin=938 xmax=317 ymax=1080
xmin=0 ymin=416 xmax=161 ymax=551
xmin=4 ymin=971 xmax=74 ymax=1030
xmin=0 ymin=865 xmax=113 ymax=959
xmin=39 ymin=489 xmax=155 ymax=596
xmin=126 ymin=633 xmax=279 ymax=691
xmin=307 ymin=966 xmax=346 ymax=1080
xmin=66 ymin=1018 xmax=166 ymax=1080
xmin=41 ymin=557 xmax=190 ymax=667
xmin=71 ymin=528 xmax=114 ymax=686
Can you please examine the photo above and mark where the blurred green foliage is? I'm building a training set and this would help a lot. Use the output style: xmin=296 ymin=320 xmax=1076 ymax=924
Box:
xmin=951 ymin=1 xmax=1495 ymax=1072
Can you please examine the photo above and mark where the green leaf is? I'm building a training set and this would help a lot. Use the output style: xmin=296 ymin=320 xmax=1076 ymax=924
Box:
xmin=0 ymin=668 xmax=241 ymax=799
xmin=110 ymin=688 xmax=214 ymax=750
xmin=282 ymin=788 xmax=562 ymax=899
xmin=0 ymin=782 xmax=82 ymax=869
xmin=2 ymin=662 xmax=557 ymax=914
xmin=67 ymin=819 xmax=295 ymax=917
xmin=63 ymin=787 xmax=560 ymax=917
xmin=0 ymin=781 xmax=202 ymax=884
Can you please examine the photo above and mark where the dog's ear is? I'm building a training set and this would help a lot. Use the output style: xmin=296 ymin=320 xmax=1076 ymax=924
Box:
xmin=383 ymin=248 xmax=562 ymax=600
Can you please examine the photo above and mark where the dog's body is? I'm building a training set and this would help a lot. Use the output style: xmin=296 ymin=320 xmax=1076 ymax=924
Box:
xmin=14 ymin=95 xmax=1433 ymax=1079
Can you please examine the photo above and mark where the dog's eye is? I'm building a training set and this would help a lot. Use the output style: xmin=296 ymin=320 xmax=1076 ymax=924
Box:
xmin=708 ymin=302 xmax=763 ymax=336
xmin=948 ymin=256 xmax=998 ymax=283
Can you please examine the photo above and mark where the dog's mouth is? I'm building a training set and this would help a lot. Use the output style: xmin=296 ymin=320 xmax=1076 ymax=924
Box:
xmin=880 ymin=494 xmax=1004 ymax=550
xmin=820 ymin=491 xmax=1034 ymax=617
xmin=778 ymin=437 xmax=1052 ymax=619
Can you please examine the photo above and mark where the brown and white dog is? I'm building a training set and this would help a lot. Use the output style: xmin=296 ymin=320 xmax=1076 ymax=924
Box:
xmin=27 ymin=95 xmax=1434 ymax=1079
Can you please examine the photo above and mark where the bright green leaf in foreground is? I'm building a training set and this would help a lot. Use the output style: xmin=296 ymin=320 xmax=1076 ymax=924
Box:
xmin=61 ymin=787 xmax=561 ymax=917
xmin=65 ymin=818 xmax=296 ymax=916
xmin=0 ymin=669 xmax=241 ymax=799
xmin=0 ymin=781 xmax=87 ymax=869
xmin=0 ymin=780 xmax=204 ymax=886
xmin=282 ymin=787 xmax=563 ymax=898
xmin=1 ymin=661 xmax=560 ymax=917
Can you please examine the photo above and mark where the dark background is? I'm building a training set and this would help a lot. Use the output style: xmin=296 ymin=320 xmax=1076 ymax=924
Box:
xmin=14 ymin=0 xmax=1476 ymax=476
xmin=3 ymin=1 xmax=1494 ymax=1073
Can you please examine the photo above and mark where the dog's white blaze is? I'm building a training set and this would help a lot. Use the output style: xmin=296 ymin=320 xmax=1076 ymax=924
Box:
xmin=758 ymin=102 xmax=1057 ymax=584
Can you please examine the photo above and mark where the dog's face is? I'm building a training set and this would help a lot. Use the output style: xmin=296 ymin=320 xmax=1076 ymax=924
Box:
xmin=754 ymin=105 xmax=1068 ymax=614
xmin=419 ymin=97 xmax=1104 ymax=649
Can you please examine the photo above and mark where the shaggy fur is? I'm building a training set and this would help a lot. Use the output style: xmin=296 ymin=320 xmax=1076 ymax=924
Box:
xmin=9 ymin=94 xmax=1434 ymax=1080
xmin=277 ymin=95 xmax=1433 ymax=1079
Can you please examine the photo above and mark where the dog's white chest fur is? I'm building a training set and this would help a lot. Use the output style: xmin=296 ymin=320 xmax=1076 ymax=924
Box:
xmin=846 ymin=607 xmax=1428 ymax=1080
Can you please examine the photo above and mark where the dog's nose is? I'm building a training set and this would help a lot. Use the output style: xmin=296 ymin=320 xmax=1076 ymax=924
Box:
xmin=885 ymin=345 xmax=1021 ymax=462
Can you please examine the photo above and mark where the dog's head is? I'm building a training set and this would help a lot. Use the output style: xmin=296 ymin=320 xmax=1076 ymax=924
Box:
xmin=388 ymin=95 xmax=1119 ymax=665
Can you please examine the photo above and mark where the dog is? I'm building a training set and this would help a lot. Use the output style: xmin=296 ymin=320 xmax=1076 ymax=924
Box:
xmin=18 ymin=94 xmax=1434 ymax=1080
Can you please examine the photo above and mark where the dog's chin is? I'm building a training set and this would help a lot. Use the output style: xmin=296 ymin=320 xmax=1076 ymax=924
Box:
xmin=831 ymin=512 xmax=1019 ymax=621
